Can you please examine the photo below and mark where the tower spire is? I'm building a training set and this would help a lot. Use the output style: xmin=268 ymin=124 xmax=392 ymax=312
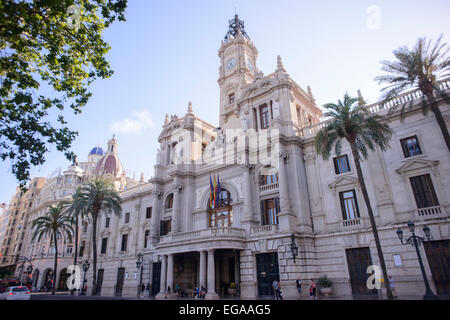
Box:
xmin=224 ymin=14 xmax=250 ymax=41
xmin=187 ymin=101 xmax=193 ymax=114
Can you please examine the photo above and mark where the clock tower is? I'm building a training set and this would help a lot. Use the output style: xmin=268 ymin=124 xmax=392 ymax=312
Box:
xmin=218 ymin=15 xmax=258 ymax=129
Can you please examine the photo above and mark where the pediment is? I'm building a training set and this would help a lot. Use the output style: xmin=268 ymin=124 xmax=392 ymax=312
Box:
xmin=396 ymin=158 xmax=439 ymax=175
xmin=328 ymin=174 xmax=359 ymax=190
xmin=239 ymin=77 xmax=276 ymax=102
xmin=101 ymin=229 xmax=111 ymax=237
xmin=119 ymin=225 xmax=132 ymax=233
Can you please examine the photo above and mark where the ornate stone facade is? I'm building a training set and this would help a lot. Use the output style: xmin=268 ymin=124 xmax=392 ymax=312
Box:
xmin=1 ymin=15 xmax=449 ymax=299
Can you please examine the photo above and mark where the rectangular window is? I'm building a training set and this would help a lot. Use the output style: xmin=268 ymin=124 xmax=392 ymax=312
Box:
xmin=144 ymin=230 xmax=150 ymax=249
xmin=121 ymin=234 xmax=128 ymax=252
xmin=334 ymin=155 xmax=351 ymax=174
xmin=260 ymin=198 xmax=280 ymax=225
xmin=229 ymin=93 xmax=235 ymax=104
xmin=105 ymin=217 xmax=110 ymax=229
xmin=101 ymin=238 xmax=108 ymax=254
xmin=146 ymin=207 xmax=152 ymax=219
xmin=401 ymin=136 xmax=422 ymax=158
xmin=125 ymin=212 xmax=130 ymax=224
xmin=160 ymin=220 xmax=171 ymax=236
xmin=79 ymin=241 xmax=85 ymax=257
xmin=67 ymin=246 xmax=73 ymax=254
xmin=410 ymin=174 xmax=439 ymax=209
xmin=339 ymin=190 xmax=360 ymax=220
xmin=260 ymin=105 xmax=270 ymax=129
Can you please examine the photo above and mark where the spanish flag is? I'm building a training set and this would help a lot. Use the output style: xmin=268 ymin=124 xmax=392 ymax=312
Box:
xmin=209 ymin=175 xmax=214 ymax=208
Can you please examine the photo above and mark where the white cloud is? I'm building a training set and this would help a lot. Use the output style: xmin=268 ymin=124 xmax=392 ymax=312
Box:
xmin=110 ymin=110 xmax=154 ymax=134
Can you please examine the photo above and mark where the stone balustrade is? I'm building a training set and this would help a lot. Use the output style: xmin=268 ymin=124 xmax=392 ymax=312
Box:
xmin=301 ymin=77 xmax=450 ymax=139
xmin=159 ymin=227 xmax=246 ymax=244
xmin=259 ymin=182 xmax=279 ymax=192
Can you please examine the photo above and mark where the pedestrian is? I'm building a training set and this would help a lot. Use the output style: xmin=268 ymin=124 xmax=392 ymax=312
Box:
xmin=296 ymin=279 xmax=302 ymax=295
xmin=310 ymin=279 xmax=317 ymax=300
xmin=141 ymin=284 xmax=145 ymax=297
xmin=389 ymin=276 xmax=398 ymax=299
xmin=145 ymin=283 xmax=150 ymax=297
xmin=272 ymin=279 xmax=281 ymax=300
xmin=83 ymin=284 xmax=88 ymax=296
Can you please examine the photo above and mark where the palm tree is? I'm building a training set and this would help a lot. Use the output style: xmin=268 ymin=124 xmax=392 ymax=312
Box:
xmin=375 ymin=35 xmax=450 ymax=151
xmin=67 ymin=187 xmax=88 ymax=293
xmin=78 ymin=177 xmax=121 ymax=296
xmin=315 ymin=93 xmax=394 ymax=300
xmin=32 ymin=202 xmax=73 ymax=295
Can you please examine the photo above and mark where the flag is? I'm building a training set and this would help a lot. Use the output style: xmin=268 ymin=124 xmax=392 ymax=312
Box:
xmin=209 ymin=175 xmax=214 ymax=208
xmin=216 ymin=174 xmax=222 ymax=206
xmin=213 ymin=174 xmax=218 ymax=207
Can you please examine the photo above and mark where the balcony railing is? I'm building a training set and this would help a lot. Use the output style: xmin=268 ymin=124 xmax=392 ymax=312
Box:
xmin=302 ymin=77 xmax=450 ymax=139
xmin=259 ymin=183 xmax=279 ymax=193
xmin=159 ymin=227 xmax=246 ymax=245
xmin=416 ymin=206 xmax=443 ymax=218
xmin=250 ymin=224 xmax=278 ymax=235
xmin=342 ymin=218 xmax=361 ymax=229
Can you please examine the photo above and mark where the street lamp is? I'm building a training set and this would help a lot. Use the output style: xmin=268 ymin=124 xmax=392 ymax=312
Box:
xmin=81 ymin=260 xmax=90 ymax=296
xmin=290 ymin=233 xmax=298 ymax=263
xmin=136 ymin=253 xmax=144 ymax=298
xmin=396 ymin=221 xmax=439 ymax=300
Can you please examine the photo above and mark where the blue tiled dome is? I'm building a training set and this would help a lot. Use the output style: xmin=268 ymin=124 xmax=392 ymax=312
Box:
xmin=89 ymin=147 xmax=104 ymax=156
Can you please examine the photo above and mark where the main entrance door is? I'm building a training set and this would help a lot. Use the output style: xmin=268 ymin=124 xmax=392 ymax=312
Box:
xmin=96 ymin=269 xmax=104 ymax=296
xmin=115 ymin=268 xmax=125 ymax=297
xmin=256 ymin=252 xmax=279 ymax=297
xmin=345 ymin=247 xmax=378 ymax=297
xmin=151 ymin=262 xmax=161 ymax=296
xmin=424 ymin=240 xmax=450 ymax=295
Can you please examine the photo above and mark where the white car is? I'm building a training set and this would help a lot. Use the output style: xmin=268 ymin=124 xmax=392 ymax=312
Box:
xmin=1 ymin=286 xmax=31 ymax=300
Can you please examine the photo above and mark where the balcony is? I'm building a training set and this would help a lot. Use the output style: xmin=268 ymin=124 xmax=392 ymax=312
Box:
xmin=259 ymin=183 xmax=279 ymax=193
xmin=342 ymin=218 xmax=362 ymax=229
xmin=415 ymin=206 xmax=445 ymax=219
xmin=250 ymin=224 xmax=278 ymax=235
xmin=159 ymin=227 xmax=246 ymax=245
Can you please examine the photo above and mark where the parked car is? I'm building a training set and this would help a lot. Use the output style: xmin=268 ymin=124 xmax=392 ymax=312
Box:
xmin=0 ymin=286 xmax=31 ymax=300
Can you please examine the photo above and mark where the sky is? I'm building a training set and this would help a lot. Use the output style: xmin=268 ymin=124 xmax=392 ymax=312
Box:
xmin=1 ymin=0 xmax=450 ymax=204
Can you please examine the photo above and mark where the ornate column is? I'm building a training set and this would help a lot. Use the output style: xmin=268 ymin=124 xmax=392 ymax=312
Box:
xmin=167 ymin=254 xmax=174 ymax=293
xmin=158 ymin=255 xmax=167 ymax=297
xmin=171 ymin=178 xmax=183 ymax=234
xmin=206 ymin=250 xmax=219 ymax=299
xmin=151 ymin=189 xmax=162 ymax=244
xmin=277 ymin=150 xmax=295 ymax=231
xmin=199 ymin=251 xmax=207 ymax=288
xmin=240 ymin=164 xmax=257 ymax=230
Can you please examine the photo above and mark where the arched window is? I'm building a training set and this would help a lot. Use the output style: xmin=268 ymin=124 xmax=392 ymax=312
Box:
xmin=165 ymin=194 xmax=174 ymax=209
xmin=260 ymin=167 xmax=278 ymax=185
xmin=208 ymin=189 xmax=232 ymax=227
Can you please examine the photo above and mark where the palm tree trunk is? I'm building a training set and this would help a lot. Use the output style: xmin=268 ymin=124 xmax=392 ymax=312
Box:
xmin=52 ymin=232 xmax=58 ymax=295
xmin=91 ymin=214 xmax=98 ymax=296
xmin=350 ymin=143 xmax=394 ymax=300
xmin=71 ymin=215 xmax=79 ymax=295
xmin=427 ymin=93 xmax=450 ymax=152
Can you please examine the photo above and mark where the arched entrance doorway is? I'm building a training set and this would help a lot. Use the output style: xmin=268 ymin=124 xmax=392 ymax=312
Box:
xmin=208 ymin=189 xmax=233 ymax=227
xmin=32 ymin=269 xmax=40 ymax=291
xmin=41 ymin=268 xmax=53 ymax=292
xmin=58 ymin=268 xmax=69 ymax=291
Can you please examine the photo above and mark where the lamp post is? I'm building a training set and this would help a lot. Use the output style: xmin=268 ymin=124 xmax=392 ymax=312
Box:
xmin=136 ymin=253 xmax=144 ymax=298
xmin=396 ymin=221 xmax=439 ymax=300
xmin=81 ymin=260 xmax=90 ymax=296
xmin=290 ymin=233 xmax=299 ymax=263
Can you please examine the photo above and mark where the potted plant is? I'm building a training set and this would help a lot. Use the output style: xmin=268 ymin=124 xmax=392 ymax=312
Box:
xmin=228 ymin=282 xmax=236 ymax=296
xmin=318 ymin=275 xmax=333 ymax=296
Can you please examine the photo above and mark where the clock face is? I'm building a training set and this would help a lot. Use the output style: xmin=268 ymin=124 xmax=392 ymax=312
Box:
xmin=226 ymin=58 xmax=236 ymax=71
xmin=247 ymin=60 xmax=253 ymax=71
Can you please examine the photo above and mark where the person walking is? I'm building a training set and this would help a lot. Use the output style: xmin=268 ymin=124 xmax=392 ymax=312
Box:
xmin=296 ymin=279 xmax=302 ymax=296
xmin=272 ymin=279 xmax=281 ymax=300
xmin=389 ymin=276 xmax=398 ymax=299
xmin=310 ymin=279 xmax=317 ymax=300
xmin=145 ymin=283 xmax=150 ymax=297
